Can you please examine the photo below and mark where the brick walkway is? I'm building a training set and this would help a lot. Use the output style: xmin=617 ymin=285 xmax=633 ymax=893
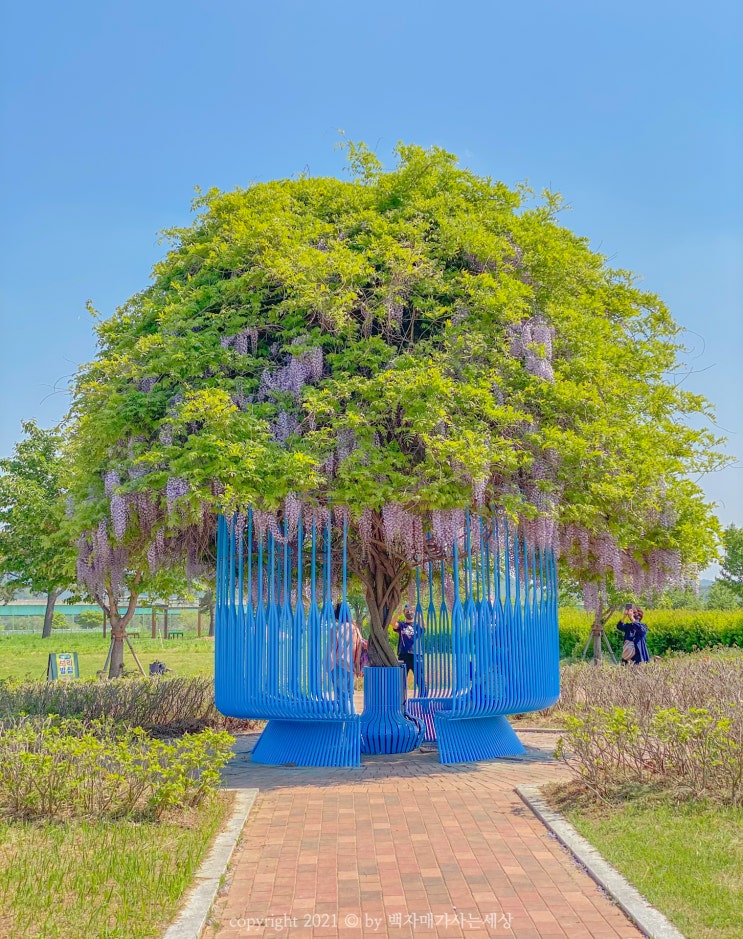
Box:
xmin=204 ymin=731 xmax=642 ymax=939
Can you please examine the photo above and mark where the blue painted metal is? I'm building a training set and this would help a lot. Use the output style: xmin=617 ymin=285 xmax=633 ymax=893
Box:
xmin=215 ymin=508 xmax=559 ymax=766
xmin=215 ymin=511 xmax=360 ymax=767
xmin=251 ymin=718 xmax=361 ymax=767
xmin=360 ymin=666 xmax=425 ymax=754
xmin=408 ymin=513 xmax=560 ymax=761
xmin=435 ymin=714 xmax=525 ymax=763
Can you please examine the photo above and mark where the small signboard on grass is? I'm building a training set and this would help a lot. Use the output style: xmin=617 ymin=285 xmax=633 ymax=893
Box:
xmin=47 ymin=652 xmax=80 ymax=680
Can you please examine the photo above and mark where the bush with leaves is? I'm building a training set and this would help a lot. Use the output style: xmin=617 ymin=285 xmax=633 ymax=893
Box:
xmin=556 ymin=704 xmax=743 ymax=805
xmin=0 ymin=716 xmax=233 ymax=820
xmin=552 ymin=653 xmax=743 ymax=803
xmin=74 ymin=609 xmax=105 ymax=629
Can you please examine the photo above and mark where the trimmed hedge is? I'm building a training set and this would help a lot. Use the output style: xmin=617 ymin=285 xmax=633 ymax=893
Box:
xmin=558 ymin=608 xmax=743 ymax=658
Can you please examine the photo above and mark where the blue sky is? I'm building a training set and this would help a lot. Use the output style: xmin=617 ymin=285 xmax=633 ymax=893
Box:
xmin=1 ymin=0 xmax=741 ymax=552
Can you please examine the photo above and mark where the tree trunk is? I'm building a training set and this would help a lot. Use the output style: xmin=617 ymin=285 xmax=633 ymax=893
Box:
xmin=592 ymin=607 xmax=603 ymax=665
xmin=208 ymin=599 xmax=215 ymax=637
xmin=103 ymin=580 xmax=141 ymax=679
xmin=352 ymin=531 xmax=404 ymax=667
xmin=365 ymin=589 xmax=399 ymax=665
xmin=41 ymin=588 xmax=61 ymax=639
xmin=108 ymin=616 xmax=126 ymax=678
xmin=588 ymin=593 xmax=618 ymax=665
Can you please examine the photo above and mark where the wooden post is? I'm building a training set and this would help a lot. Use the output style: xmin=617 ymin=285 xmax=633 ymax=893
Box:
xmin=102 ymin=610 xmax=107 ymax=639
xmin=164 ymin=607 xmax=169 ymax=640
xmin=151 ymin=607 xmax=156 ymax=639
xmin=197 ymin=609 xmax=202 ymax=638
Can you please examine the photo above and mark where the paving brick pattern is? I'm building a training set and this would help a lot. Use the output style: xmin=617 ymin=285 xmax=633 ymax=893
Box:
xmin=204 ymin=732 xmax=642 ymax=939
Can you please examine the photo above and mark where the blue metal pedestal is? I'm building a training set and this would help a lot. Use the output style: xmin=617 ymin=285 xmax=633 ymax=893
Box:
xmin=360 ymin=667 xmax=424 ymax=754
xmin=251 ymin=718 xmax=361 ymax=767
xmin=434 ymin=713 xmax=525 ymax=764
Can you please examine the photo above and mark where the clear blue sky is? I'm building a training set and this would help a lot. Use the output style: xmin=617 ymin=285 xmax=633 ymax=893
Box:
xmin=1 ymin=0 xmax=741 ymax=549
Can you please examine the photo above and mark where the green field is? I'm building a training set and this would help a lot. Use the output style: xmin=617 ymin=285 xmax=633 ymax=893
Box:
xmin=559 ymin=795 xmax=743 ymax=939
xmin=2 ymin=606 xmax=742 ymax=682
xmin=0 ymin=633 xmax=215 ymax=681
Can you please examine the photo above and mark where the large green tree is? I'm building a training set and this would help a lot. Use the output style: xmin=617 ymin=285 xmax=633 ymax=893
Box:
xmin=718 ymin=525 xmax=743 ymax=602
xmin=66 ymin=143 xmax=725 ymax=665
xmin=0 ymin=421 xmax=75 ymax=638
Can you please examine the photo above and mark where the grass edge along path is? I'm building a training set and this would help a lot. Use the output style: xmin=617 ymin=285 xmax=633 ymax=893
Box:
xmin=0 ymin=792 xmax=231 ymax=939
xmin=547 ymin=785 xmax=743 ymax=939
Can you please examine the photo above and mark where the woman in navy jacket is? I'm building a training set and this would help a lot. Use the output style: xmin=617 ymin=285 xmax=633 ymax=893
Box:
xmin=617 ymin=607 xmax=650 ymax=664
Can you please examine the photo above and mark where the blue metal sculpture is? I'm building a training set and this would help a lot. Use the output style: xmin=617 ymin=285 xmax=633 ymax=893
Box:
xmin=359 ymin=666 xmax=425 ymax=754
xmin=215 ymin=509 xmax=559 ymax=766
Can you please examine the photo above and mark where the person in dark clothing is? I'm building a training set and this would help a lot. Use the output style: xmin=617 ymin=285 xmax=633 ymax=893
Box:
xmin=393 ymin=605 xmax=426 ymax=694
xmin=631 ymin=608 xmax=650 ymax=663
xmin=393 ymin=606 xmax=416 ymax=674
xmin=617 ymin=606 xmax=650 ymax=665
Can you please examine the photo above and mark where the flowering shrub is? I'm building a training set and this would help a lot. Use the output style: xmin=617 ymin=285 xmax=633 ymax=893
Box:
xmin=0 ymin=716 xmax=234 ymax=820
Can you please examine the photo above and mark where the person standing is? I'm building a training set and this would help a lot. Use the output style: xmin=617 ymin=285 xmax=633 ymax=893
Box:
xmin=393 ymin=606 xmax=416 ymax=676
xmin=393 ymin=605 xmax=426 ymax=695
xmin=617 ymin=606 xmax=650 ymax=665
xmin=631 ymin=608 xmax=650 ymax=663
xmin=329 ymin=604 xmax=364 ymax=705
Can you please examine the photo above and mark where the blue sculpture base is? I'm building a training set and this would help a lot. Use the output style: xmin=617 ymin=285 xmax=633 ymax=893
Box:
xmin=251 ymin=718 xmax=361 ymax=767
xmin=360 ymin=666 xmax=424 ymax=754
xmin=434 ymin=714 xmax=525 ymax=764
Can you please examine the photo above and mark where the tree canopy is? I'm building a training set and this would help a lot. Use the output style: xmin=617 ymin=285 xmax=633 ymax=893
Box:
xmin=0 ymin=421 xmax=74 ymax=635
xmin=66 ymin=143 xmax=726 ymax=660
xmin=719 ymin=525 xmax=743 ymax=602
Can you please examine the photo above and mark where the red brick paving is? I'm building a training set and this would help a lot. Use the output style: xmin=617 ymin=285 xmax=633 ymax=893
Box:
xmin=203 ymin=732 xmax=642 ymax=939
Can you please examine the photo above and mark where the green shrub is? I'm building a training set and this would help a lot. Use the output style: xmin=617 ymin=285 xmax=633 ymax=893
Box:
xmin=0 ymin=716 xmax=234 ymax=821
xmin=556 ymin=703 xmax=743 ymax=804
xmin=51 ymin=611 xmax=70 ymax=630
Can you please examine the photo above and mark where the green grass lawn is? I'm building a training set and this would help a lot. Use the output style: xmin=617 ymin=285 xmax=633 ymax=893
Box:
xmin=555 ymin=792 xmax=743 ymax=939
xmin=0 ymin=633 xmax=215 ymax=681
xmin=0 ymin=794 xmax=229 ymax=939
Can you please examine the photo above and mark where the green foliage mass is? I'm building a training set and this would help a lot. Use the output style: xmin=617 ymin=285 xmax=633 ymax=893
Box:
xmin=0 ymin=421 xmax=75 ymax=598
xmin=74 ymin=609 xmax=105 ymax=629
xmin=719 ymin=525 xmax=743 ymax=601
xmin=0 ymin=716 xmax=233 ymax=821
xmin=67 ymin=142 xmax=725 ymax=590
xmin=51 ymin=611 xmax=70 ymax=630
xmin=706 ymin=579 xmax=742 ymax=611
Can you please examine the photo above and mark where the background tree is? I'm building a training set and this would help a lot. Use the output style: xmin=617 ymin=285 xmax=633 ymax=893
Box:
xmin=74 ymin=609 xmax=104 ymax=629
xmin=653 ymin=585 xmax=704 ymax=610
xmin=705 ymin=579 xmax=742 ymax=611
xmin=65 ymin=143 xmax=726 ymax=665
xmin=197 ymin=587 xmax=216 ymax=637
xmin=718 ymin=525 xmax=743 ymax=602
xmin=0 ymin=422 xmax=75 ymax=638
